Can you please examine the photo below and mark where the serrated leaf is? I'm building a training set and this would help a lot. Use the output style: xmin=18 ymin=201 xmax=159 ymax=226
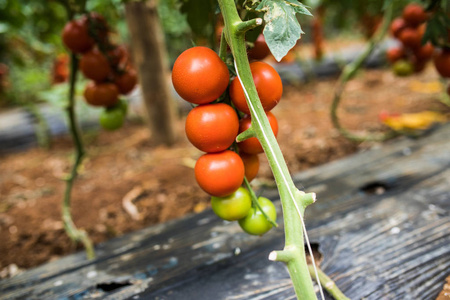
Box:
xmin=262 ymin=1 xmax=304 ymax=61
xmin=284 ymin=0 xmax=313 ymax=16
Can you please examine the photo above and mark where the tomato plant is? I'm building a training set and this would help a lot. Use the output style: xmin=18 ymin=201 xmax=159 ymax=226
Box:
xmin=84 ymin=81 xmax=119 ymax=107
xmin=185 ymin=103 xmax=239 ymax=153
xmin=230 ymin=61 xmax=282 ymax=114
xmin=99 ymin=107 xmax=125 ymax=131
xmin=238 ymin=197 xmax=277 ymax=236
xmin=211 ymin=187 xmax=252 ymax=221
xmin=172 ymin=46 xmax=229 ymax=105
xmin=238 ymin=112 xmax=279 ymax=154
xmin=194 ymin=150 xmax=245 ymax=197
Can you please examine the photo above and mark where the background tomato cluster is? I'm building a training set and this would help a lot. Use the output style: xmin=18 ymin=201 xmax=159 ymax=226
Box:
xmin=171 ymin=37 xmax=280 ymax=235
xmin=62 ymin=13 xmax=138 ymax=131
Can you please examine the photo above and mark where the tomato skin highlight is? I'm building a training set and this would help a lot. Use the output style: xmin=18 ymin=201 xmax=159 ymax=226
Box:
xmin=195 ymin=150 xmax=245 ymax=197
xmin=62 ymin=20 xmax=95 ymax=53
xmin=80 ymin=49 xmax=112 ymax=82
xmin=230 ymin=61 xmax=282 ymax=114
xmin=238 ymin=197 xmax=277 ymax=236
xmin=211 ymin=187 xmax=252 ymax=221
xmin=238 ymin=112 xmax=279 ymax=155
xmin=240 ymin=153 xmax=259 ymax=182
xmin=172 ymin=46 xmax=229 ymax=105
xmin=84 ymin=81 xmax=119 ymax=107
xmin=185 ymin=103 xmax=239 ymax=153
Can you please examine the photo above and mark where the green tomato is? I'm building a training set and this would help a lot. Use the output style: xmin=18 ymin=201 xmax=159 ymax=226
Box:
xmin=117 ymin=98 xmax=128 ymax=115
xmin=211 ymin=187 xmax=251 ymax=221
xmin=392 ymin=60 xmax=414 ymax=77
xmin=238 ymin=197 xmax=276 ymax=236
xmin=99 ymin=107 xmax=124 ymax=131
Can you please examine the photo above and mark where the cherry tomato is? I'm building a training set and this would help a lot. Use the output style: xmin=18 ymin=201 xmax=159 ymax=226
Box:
xmin=402 ymin=3 xmax=428 ymax=27
xmin=386 ymin=47 xmax=405 ymax=64
xmin=84 ymin=81 xmax=119 ymax=107
xmin=211 ymin=187 xmax=251 ymax=221
xmin=185 ymin=103 xmax=239 ymax=153
xmin=240 ymin=153 xmax=259 ymax=182
xmin=109 ymin=45 xmax=128 ymax=66
xmin=399 ymin=28 xmax=422 ymax=49
xmin=238 ymin=112 xmax=279 ymax=154
xmin=62 ymin=19 xmax=95 ymax=53
xmin=230 ymin=61 xmax=282 ymax=114
xmin=115 ymin=69 xmax=138 ymax=95
xmin=414 ymin=43 xmax=434 ymax=61
xmin=80 ymin=49 xmax=111 ymax=82
xmin=80 ymin=12 xmax=109 ymax=42
xmin=99 ymin=107 xmax=124 ymax=131
xmin=117 ymin=98 xmax=129 ymax=115
xmin=195 ymin=150 xmax=245 ymax=197
xmin=433 ymin=49 xmax=450 ymax=78
xmin=172 ymin=46 xmax=229 ymax=104
xmin=238 ymin=197 xmax=277 ymax=236
xmin=248 ymin=34 xmax=271 ymax=61
xmin=392 ymin=60 xmax=414 ymax=77
xmin=390 ymin=18 xmax=406 ymax=38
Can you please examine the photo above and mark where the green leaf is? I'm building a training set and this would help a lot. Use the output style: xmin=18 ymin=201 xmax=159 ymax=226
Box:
xmin=258 ymin=0 xmax=310 ymax=61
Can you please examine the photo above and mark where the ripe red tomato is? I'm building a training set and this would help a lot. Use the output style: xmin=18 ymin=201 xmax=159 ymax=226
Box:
xmin=399 ymin=27 xmax=422 ymax=49
xmin=62 ymin=19 xmax=95 ymax=53
xmin=402 ymin=3 xmax=428 ymax=27
xmin=386 ymin=47 xmax=405 ymax=64
xmin=240 ymin=153 xmax=259 ymax=182
xmin=238 ymin=197 xmax=276 ymax=236
xmin=238 ymin=112 xmax=278 ymax=155
xmin=211 ymin=187 xmax=251 ymax=221
xmin=115 ymin=69 xmax=138 ymax=95
xmin=248 ymin=34 xmax=271 ymax=61
xmin=414 ymin=43 xmax=434 ymax=61
xmin=195 ymin=150 xmax=245 ymax=197
xmin=84 ymin=81 xmax=119 ymax=107
xmin=172 ymin=47 xmax=229 ymax=104
xmin=433 ymin=49 xmax=450 ymax=78
xmin=230 ymin=61 xmax=282 ymax=114
xmin=80 ymin=49 xmax=111 ymax=82
xmin=390 ymin=18 xmax=406 ymax=38
xmin=185 ymin=103 xmax=239 ymax=153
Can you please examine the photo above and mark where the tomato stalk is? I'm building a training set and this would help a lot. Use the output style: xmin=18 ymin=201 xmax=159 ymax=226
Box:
xmin=331 ymin=1 xmax=398 ymax=142
xmin=218 ymin=0 xmax=319 ymax=298
xmin=242 ymin=177 xmax=278 ymax=228
xmin=61 ymin=53 xmax=95 ymax=259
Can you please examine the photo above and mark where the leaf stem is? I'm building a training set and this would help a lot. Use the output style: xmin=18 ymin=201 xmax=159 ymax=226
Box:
xmin=330 ymin=1 xmax=398 ymax=143
xmin=308 ymin=265 xmax=350 ymax=300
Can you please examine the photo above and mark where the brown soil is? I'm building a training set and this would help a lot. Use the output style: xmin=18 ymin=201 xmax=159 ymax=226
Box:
xmin=0 ymin=66 xmax=448 ymax=273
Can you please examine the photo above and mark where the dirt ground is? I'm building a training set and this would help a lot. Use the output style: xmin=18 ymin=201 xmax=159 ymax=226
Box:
xmin=0 ymin=64 xmax=448 ymax=273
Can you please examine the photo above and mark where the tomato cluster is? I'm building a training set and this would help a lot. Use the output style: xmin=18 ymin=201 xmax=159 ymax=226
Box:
xmin=62 ymin=13 xmax=138 ymax=131
xmin=387 ymin=3 xmax=433 ymax=77
xmin=172 ymin=44 xmax=279 ymax=235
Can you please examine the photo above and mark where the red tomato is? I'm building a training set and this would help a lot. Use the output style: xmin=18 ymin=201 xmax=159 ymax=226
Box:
xmin=414 ymin=43 xmax=434 ymax=61
xmin=84 ymin=81 xmax=119 ymax=107
xmin=114 ymin=69 xmax=138 ymax=95
xmin=390 ymin=18 xmax=406 ymax=38
xmin=80 ymin=12 xmax=109 ymax=42
xmin=248 ymin=34 xmax=271 ymax=61
xmin=195 ymin=150 xmax=245 ymax=197
xmin=238 ymin=112 xmax=278 ymax=155
xmin=433 ymin=49 xmax=450 ymax=78
xmin=185 ymin=103 xmax=239 ymax=153
xmin=386 ymin=47 xmax=406 ymax=64
xmin=80 ymin=49 xmax=111 ymax=82
xmin=230 ymin=61 xmax=282 ymax=114
xmin=399 ymin=27 xmax=422 ymax=49
xmin=172 ymin=47 xmax=229 ymax=105
xmin=402 ymin=3 xmax=428 ymax=27
xmin=62 ymin=19 xmax=95 ymax=53
xmin=240 ymin=153 xmax=259 ymax=182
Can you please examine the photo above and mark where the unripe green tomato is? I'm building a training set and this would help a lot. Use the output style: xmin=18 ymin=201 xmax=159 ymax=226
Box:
xmin=117 ymin=98 xmax=128 ymax=115
xmin=238 ymin=197 xmax=276 ymax=235
xmin=392 ymin=60 xmax=414 ymax=77
xmin=99 ymin=107 xmax=124 ymax=131
xmin=211 ymin=187 xmax=251 ymax=221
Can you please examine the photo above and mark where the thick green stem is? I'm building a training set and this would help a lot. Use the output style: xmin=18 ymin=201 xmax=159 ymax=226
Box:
xmin=331 ymin=2 xmax=398 ymax=143
xmin=218 ymin=0 xmax=318 ymax=299
xmin=308 ymin=265 xmax=350 ymax=300
xmin=62 ymin=53 xmax=95 ymax=259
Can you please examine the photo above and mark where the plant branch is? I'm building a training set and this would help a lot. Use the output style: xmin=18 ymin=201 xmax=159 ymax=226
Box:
xmin=218 ymin=0 xmax=321 ymax=298
xmin=308 ymin=265 xmax=350 ymax=300
xmin=330 ymin=2 xmax=398 ymax=143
